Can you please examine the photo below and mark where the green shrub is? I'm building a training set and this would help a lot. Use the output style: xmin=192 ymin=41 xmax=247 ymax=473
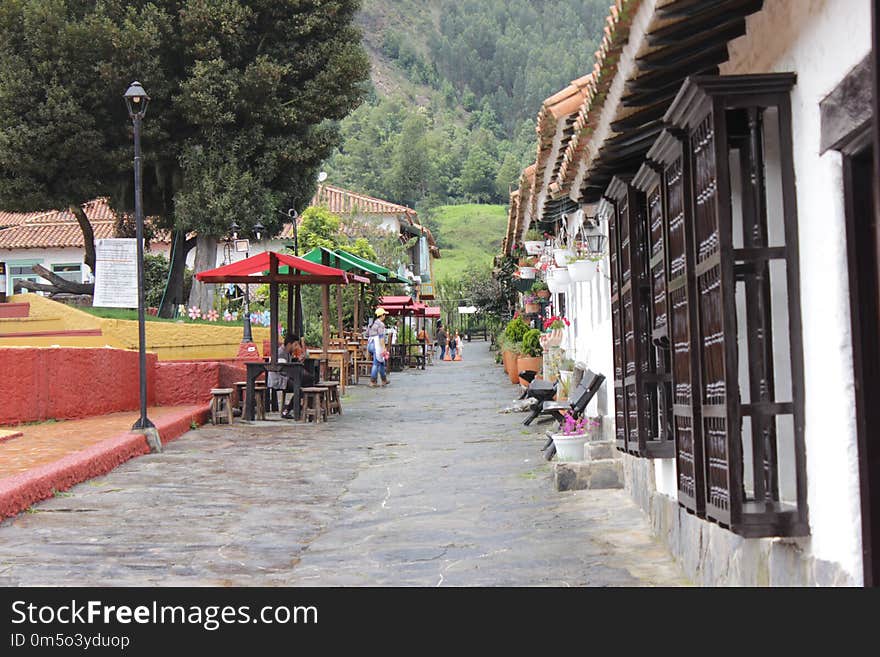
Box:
xmin=530 ymin=279 xmax=548 ymax=292
xmin=504 ymin=317 xmax=529 ymax=343
xmin=521 ymin=329 xmax=543 ymax=357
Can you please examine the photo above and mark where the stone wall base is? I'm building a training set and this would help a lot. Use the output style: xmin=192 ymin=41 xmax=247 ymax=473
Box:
xmin=621 ymin=453 xmax=857 ymax=586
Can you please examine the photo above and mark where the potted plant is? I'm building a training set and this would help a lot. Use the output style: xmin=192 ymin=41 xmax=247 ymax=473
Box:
xmin=552 ymin=413 xmax=601 ymax=461
xmin=504 ymin=317 xmax=530 ymax=384
xmin=568 ymin=239 xmax=603 ymax=283
xmin=558 ymin=355 xmax=575 ymax=392
xmin=522 ymin=293 xmax=541 ymax=314
xmin=524 ymin=229 xmax=547 ymax=255
xmin=531 ymin=279 xmax=551 ymax=300
xmin=517 ymin=328 xmax=544 ymax=385
xmin=541 ymin=316 xmax=570 ymax=349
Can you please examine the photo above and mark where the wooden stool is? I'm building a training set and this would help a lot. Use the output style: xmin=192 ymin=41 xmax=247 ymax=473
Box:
xmin=357 ymin=359 xmax=373 ymax=380
xmin=233 ymin=381 xmax=247 ymax=410
xmin=210 ymin=388 xmax=234 ymax=425
xmin=316 ymin=381 xmax=342 ymax=416
xmin=253 ymin=384 xmax=267 ymax=421
xmin=300 ymin=387 xmax=327 ymax=423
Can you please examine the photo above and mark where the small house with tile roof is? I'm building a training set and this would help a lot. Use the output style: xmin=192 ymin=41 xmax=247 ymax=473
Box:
xmin=0 ymin=198 xmax=172 ymax=296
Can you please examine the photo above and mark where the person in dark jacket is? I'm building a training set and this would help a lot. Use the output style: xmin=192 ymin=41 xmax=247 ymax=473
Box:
xmin=436 ymin=325 xmax=448 ymax=361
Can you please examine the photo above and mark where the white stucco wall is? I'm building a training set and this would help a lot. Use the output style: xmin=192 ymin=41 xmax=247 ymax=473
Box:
xmin=2 ymin=243 xmax=173 ymax=296
xmin=718 ymin=0 xmax=871 ymax=584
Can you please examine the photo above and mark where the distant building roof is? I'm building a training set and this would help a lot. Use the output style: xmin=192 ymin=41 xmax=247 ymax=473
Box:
xmin=0 ymin=198 xmax=170 ymax=250
xmin=277 ymin=183 xmax=439 ymax=257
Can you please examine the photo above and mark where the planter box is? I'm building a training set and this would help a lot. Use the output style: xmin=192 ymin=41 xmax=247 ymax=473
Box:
xmin=524 ymin=303 xmax=541 ymax=314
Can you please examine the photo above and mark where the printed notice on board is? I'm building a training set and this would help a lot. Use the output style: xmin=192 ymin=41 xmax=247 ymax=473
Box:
xmin=93 ymin=238 xmax=138 ymax=308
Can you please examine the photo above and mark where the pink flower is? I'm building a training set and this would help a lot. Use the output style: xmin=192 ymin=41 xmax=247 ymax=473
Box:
xmin=187 ymin=306 xmax=202 ymax=320
xmin=206 ymin=309 xmax=219 ymax=322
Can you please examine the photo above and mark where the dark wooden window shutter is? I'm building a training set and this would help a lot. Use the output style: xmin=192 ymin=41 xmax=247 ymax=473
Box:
xmin=663 ymin=74 xmax=808 ymax=537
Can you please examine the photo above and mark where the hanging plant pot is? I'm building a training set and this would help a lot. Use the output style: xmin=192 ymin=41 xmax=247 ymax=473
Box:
xmin=551 ymin=267 xmax=570 ymax=288
xmin=568 ymin=259 xmax=596 ymax=283
xmin=524 ymin=241 xmax=545 ymax=255
xmin=553 ymin=248 xmax=575 ymax=267
xmin=524 ymin=302 xmax=541 ymax=314
xmin=518 ymin=266 xmax=536 ymax=279
xmin=536 ymin=289 xmax=551 ymax=299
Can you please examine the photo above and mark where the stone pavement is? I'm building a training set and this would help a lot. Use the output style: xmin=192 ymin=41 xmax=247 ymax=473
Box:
xmin=0 ymin=344 xmax=688 ymax=586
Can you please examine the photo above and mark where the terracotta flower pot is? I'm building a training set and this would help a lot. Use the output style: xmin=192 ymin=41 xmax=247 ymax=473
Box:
xmin=506 ymin=351 xmax=521 ymax=384
xmin=525 ymin=302 xmax=541 ymax=314
xmin=536 ymin=289 xmax=551 ymax=299
xmin=516 ymin=355 xmax=543 ymax=385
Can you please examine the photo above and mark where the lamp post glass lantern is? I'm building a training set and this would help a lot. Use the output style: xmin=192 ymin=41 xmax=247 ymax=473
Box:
xmin=124 ymin=81 xmax=154 ymax=431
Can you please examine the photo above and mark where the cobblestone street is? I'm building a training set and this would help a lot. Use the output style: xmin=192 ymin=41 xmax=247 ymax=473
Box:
xmin=0 ymin=344 xmax=687 ymax=586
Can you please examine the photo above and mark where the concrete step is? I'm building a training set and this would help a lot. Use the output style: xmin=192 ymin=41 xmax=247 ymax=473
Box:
xmin=0 ymin=315 xmax=65 ymax=334
xmin=553 ymin=459 xmax=624 ymax=491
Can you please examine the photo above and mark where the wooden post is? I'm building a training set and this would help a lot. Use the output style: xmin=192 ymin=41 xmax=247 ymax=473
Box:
xmin=269 ymin=254 xmax=279 ymax=365
xmin=354 ymin=283 xmax=361 ymax=333
xmin=321 ymin=283 xmax=330 ymax=380
xmin=337 ymin=284 xmax=343 ymax=338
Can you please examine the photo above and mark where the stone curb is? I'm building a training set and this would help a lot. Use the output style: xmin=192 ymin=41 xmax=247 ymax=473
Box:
xmin=0 ymin=404 xmax=210 ymax=520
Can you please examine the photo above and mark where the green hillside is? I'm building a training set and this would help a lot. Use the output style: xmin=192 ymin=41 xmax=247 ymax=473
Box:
xmin=427 ymin=204 xmax=507 ymax=279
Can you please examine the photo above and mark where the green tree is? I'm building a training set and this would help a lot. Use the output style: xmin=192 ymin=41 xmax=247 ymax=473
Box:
xmin=298 ymin=206 xmax=343 ymax=252
xmin=0 ymin=0 xmax=371 ymax=314
xmin=459 ymin=145 xmax=497 ymax=202
xmin=387 ymin=111 xmax=431 ymax=208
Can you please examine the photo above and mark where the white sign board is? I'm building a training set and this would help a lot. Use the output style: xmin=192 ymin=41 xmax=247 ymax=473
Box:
xmin=93 ymin=238 xmax=138 ymax=308
xmin=457 ymin=306 xmax=478 ymax=314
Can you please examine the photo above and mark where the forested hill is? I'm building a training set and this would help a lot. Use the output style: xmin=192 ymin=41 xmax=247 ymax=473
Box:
xmin=325 ymin=0 xmax=609 ymax=212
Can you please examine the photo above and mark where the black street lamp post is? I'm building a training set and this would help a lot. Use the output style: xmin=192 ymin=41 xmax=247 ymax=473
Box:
xmin=124 ymin=81 xmax=155 ymax=432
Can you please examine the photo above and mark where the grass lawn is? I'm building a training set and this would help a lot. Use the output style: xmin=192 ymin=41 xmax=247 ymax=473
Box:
xmin=427 ymin=204 xmax=506 ymax=279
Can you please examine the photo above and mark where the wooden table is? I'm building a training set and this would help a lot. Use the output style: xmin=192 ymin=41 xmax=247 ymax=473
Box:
xmin=244 ymin=359 xmax=319 ymax=421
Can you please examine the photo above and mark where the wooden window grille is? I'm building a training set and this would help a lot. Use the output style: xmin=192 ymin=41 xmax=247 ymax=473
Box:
xmin=604 ymin=176 xmax=673 ymax=458
xmin=661 ymin=74 xmax=808 ymax=537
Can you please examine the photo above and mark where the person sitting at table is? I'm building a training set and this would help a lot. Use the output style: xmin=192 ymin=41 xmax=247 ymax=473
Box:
xmin=268 ymin=333 xmax=315 ymax=419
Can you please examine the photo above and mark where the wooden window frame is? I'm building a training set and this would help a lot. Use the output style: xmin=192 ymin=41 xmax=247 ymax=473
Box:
xmin=604 ymin=175 xmax=674 ymax=458
xmin=662 ymin=73 xmax=808 ymax=537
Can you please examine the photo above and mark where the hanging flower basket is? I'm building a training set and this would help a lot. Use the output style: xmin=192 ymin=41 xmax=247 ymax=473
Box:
xmin=568 ymin=259 xmax=597 ymax=283
xmin=553 ymin=248 xmax=575 ymax=267
xmin=551 ymin=267 xmax=570 ymax=287
xmin=524 ymin=240 xmax=545 ymax=255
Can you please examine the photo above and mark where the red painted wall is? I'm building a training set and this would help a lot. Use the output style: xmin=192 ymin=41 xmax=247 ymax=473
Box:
xmin=152 ymin=360 xmax=248 ymax=407
xmin=0 ymin=347 xmax=156 ymax=425
xmin=0 ymin=349 xmax=255 ymax=425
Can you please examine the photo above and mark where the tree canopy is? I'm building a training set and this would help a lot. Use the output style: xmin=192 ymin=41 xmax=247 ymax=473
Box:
xmin=0 ymin=0 xmax=371 ymax=311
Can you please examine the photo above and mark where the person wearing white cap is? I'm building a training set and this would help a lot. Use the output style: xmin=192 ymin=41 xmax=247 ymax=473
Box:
xmin=367 ymin=307 xmax=390 ymax=387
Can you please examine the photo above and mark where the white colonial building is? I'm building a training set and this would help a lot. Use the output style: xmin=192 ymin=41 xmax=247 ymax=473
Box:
xmin=505 ymin=0 xmax=878 ymax=586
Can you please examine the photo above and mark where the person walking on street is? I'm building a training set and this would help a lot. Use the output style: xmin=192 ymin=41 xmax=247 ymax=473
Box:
xmin=453 ymin=331 xmax=463 ymax=361
xmin=368 ymin=308 xmax=390 ymax=387
xmin=436 ymin=324 xmax=448 ymax=361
